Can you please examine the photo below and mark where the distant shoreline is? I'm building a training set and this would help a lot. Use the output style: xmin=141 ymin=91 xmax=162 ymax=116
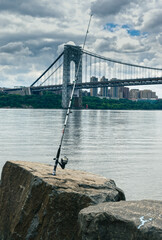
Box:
xmin=0 ymin=107 xmax=162 ymax=111
xmin=1 ymin=92 xmax=162 ymax=110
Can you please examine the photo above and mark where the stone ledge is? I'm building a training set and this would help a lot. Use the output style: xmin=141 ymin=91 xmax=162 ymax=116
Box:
xmin=79 ymin=200 xmax=162 ymax=240
xmin=0 ymin=161 xmax=125 ymax=240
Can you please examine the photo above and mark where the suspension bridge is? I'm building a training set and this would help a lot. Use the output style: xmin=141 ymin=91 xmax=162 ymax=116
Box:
xmin=4 ymin=44 xmax=162 ymax=108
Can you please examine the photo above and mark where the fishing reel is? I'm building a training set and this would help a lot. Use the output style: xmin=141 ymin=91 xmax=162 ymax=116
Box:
xmin=59 ymin=156 xmax=68 ymax=169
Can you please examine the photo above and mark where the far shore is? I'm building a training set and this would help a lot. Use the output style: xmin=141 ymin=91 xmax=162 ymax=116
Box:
xmin=1 ymin=92 xmax=162 ymax=110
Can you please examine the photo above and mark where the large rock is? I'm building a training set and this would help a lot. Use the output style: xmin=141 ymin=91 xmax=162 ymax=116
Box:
xmin=79 ymin=200 xmax=162 ymax=240
xmin=0 ymin=161 xmax=125 ymax=240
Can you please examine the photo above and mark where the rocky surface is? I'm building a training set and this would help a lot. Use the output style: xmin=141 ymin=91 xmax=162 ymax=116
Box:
xmin=79 ymin=200 xmax=162 ymax=240
xmin=0 ymin=161 xmax=125 ymax=240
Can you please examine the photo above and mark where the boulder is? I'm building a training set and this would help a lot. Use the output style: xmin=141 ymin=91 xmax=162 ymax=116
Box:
xmin=0 ymin=161 xmax=125 ymax=240
xmin=79 ymin=200 xmax=162 ymax=240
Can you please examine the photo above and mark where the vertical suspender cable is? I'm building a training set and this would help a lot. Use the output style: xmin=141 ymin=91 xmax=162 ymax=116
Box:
xmin=90 ymin=55 xmax=92 ymax=79
xmin=85 ymin=53 xmax=87 ymax=83
xmin=52 ymin=14 xmax=93 ymax=175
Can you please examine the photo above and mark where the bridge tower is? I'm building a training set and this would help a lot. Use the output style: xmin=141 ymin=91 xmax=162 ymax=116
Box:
xmin=62 ymin=45 xmax=82 ymax=108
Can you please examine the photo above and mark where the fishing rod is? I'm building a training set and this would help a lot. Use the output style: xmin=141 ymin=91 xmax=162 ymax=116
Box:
xmin=52 ymin=14 xmax=93 ymax=176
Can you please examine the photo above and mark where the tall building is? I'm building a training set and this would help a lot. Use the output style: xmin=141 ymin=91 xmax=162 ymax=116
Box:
xmin=110 ymin=87 xmax=119 ymax=99
xmin=119 ymin=87 xmax=124 ymax=99
xmin=123 ymin=87 xmax=129 ymax=99
xmin=110 ymin=78 xmax=119 ymax=99
xmin=100 ymin=76 xmax=108 ymax=97
xmin=90 ymin=76 xmax=98 ymax=97
xmin=129 ymin=89 xmax=140 ymax=100
xmin=139 ymin=90 xmax=157 ymax=99
xmin=112 ymin=86 xmax=130 ymax=99
xmin=129 ymin=89 xmax=158 ymax=100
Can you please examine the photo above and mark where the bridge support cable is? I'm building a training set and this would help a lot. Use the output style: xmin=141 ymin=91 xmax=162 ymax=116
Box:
xmin=83 ymin=51 xmax=161 ymax=82
xmin=99 ymin=58 xmax=101 ymax=79
xmin=39 ymin=63 xmax=63 ymax=86
xmin=30 ymin=51 xmax=64 ymax=87
xmin=90 ymin=54 xmax=92 ymax=81
xmin=83 ymin=49 xmax=162 ymax=70
xmin=81 ymin=49 xmax=162 ymax=90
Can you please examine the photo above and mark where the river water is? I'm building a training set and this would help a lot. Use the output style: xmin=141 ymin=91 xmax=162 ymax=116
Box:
xmin=0 ymin=109 xmax=161 ymax=200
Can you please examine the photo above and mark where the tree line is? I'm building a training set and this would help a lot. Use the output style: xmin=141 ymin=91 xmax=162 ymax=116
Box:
xmin=1 ymin=92 xmax=162 ymax=110
xmin=0 ymin=92 xmax=61 ymax=108
xmin=82 ymin=96 xmax=162 ymax=110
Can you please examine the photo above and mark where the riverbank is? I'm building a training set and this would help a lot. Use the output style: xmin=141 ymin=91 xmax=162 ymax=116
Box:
xmin=1 ymin=92 xmax=162 ymax=110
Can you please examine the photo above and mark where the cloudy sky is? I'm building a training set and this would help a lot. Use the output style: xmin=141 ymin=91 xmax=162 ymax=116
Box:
xmin=0 ymin=0 xmax=162 ymax=96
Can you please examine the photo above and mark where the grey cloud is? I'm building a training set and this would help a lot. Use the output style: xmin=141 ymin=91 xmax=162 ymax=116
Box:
xmin=158 ymin=34 xmax=162 ymax=45
xmin=95 ymin=37 xmax=117 ymax=53
xmin=0 ymin=30 xmax=51 ymax=48
xmin=94 ymin=36 xmax=149 ymax=54
xmin=0 ymin=50 xmax=55 ymax=86
xmin=120 ymin=43 xmax=150 ymax=53
xmin=0 ymin=29 xmax=83 ymax=60
xmin=137 ymin=52 xmax=156 ymax=63
xmin=0 ymin=54 xmax=14 ymax=66
xmin=142 ymin=10 xmax=162 ymax=33
xmin=0 ymin=0 xmax=63 ymax=18
xmin=0 ymin=29 xmax=84 ymax=86
xmin=91 ymin=0 xmax=135 ymax=17
xmin=0 ymin=42 xmax=30 ymax=54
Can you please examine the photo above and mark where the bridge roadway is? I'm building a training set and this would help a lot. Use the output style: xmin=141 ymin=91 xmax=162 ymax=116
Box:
xmin=3 ymin=77 xmax=162 ymax=94
xmin=30 ymin=77 xmax=162 ymax=93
